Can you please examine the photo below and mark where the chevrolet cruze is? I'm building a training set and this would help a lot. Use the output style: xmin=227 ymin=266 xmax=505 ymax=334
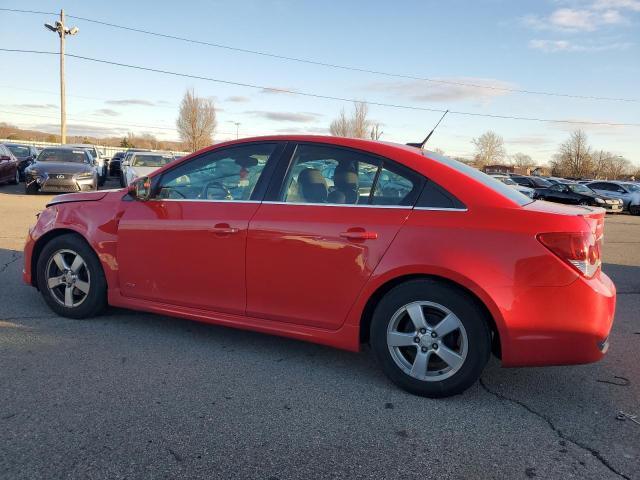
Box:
xmin=23 ymin=136 xmax=616 ymax=397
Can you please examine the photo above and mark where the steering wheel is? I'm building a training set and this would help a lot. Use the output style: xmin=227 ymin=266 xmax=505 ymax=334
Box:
xmin=202 ymin=181 xmax=233 ymax=200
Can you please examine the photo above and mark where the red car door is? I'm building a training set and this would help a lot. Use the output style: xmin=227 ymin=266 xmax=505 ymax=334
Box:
xmin=117 ymin=142 xmax=283 ymax=314
xmin=246 ymin=143 xmax=424 ymax=330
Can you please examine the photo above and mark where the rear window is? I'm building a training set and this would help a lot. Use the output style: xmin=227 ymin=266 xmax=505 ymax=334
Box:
xmin=423 ymin=150 xmax=532 ymax=206
xmin=6 ymin=145 xmax=30 ymax=157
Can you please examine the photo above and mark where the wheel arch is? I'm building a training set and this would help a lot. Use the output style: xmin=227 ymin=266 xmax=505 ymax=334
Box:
xmin=30 ymin=228 xmax=94 ymax=288
xmin=358 ymin=273 xmax=503 ymax=359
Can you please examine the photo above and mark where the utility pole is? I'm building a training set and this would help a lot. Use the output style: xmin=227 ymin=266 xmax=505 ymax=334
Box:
xmin=45 ymin=10 xmax=79 ymax=144
xmin=234 ymin=122 xmax=240 ymax=139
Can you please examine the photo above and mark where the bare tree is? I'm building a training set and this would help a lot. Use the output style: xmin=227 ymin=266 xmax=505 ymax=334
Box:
xmin=510 ymin=152 xmax=533 ymax=169
xmin=176 ymin=88 xmax=217 ymax=152
xmin=471 ymin=131 xmax=506 ymax=167
xmin=550 ymin=130 xmax=592 ymax=178
xmin=592 ymin=150 xmax=630 ymax=179
xmin=329 ymin=108 xmax=351 ymax=137
xmin=370 ymin=123 xmax=383 ymax=140
xmin=329 ymin=101 xmax=380 ymax=139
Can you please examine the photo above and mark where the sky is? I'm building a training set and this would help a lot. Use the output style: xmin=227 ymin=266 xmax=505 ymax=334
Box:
xmin=0 ymin=0 xmax=638 ymax=164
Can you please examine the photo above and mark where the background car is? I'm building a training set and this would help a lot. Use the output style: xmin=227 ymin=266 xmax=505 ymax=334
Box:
xmin=121 ymin=152 xmax=174 ymax=187
xmin=119 ymin=148 xmax=151 ymax=187
xmin=534 ymin=182 xmax=622 ymax=212
xmin=24 ymin=147 xmax=98 ymax=194
xmin=67 ymin=144 xmax=108 ymax=186
xmin=490 ymin=174 xmax=535 ymax=198
xmin=0 ymin=144 xmax=20 ymax=185
xmin=109 ymin=151 xmax=125 ymax=177
xmin=587 ymin=181 xmax=640 ymax=211
xmin=510 ymin=175 xmax=553 ymax=190
xmin=3 ymin=143 xmax=38 ymax=181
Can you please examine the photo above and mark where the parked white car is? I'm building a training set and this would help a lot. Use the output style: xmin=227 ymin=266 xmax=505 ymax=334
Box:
xmin=122 ymin=152 xmax=174 ymax=187
xmin=490 ymin=174 xmax=535 ymax=198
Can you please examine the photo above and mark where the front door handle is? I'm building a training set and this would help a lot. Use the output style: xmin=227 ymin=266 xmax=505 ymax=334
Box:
xmin=339 ymin=230 xmax=378 ymax=240
xmin=210 ymin=223 xmax=239 ymax=235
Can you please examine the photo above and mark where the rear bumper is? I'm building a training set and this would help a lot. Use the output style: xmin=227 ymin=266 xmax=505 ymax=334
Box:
xmin=500 ymin=270 xmax=616 ymax=367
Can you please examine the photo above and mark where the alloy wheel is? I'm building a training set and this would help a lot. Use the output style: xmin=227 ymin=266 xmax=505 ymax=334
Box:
xmin=45 ymin=249 xmax=91 ymax=307
xmin=386 ymin=301 xmax=468 ymax=382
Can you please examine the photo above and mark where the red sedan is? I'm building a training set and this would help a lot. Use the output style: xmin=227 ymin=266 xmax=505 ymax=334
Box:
xmin=23 ymin=136 xmax=616 ymax=397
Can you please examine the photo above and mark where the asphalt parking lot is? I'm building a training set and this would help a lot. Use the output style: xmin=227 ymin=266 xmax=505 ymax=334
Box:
xmin=0 ymin=179 xmax=638 ymax=480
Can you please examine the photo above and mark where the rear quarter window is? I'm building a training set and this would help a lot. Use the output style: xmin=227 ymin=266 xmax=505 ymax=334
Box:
xmin=423 ymin=151 xmax=532 ymax=206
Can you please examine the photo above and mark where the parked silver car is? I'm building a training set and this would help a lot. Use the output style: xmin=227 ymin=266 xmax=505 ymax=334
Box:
xmin=586 ymin=181 xmax=640 ymax=212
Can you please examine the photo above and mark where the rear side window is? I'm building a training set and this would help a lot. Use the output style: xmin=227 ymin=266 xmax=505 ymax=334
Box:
xmin=416 ymin=180 xmax=465 ymax=210
xmin=424 ymin=151 xmax=531 ymax=206
xmin=278 ymin=144 xmax=424 ymax=206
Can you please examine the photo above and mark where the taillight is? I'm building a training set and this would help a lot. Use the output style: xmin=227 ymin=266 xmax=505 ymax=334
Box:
xmin=537 ymin=231 xmax=602 ymax=278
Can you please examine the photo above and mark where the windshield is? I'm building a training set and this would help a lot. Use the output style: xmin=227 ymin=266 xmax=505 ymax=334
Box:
xmin=132 ymin=155 xmax=173 ymax=167
xmin=6 ymin=145 xmax=30 ymax=157
xmin=532 ymin=177 xmax=552 ymax=187
xmin=568 ymin=184 xmax=593 ymax=194
xmin=37 ymin=149 xmax=88 ymax=163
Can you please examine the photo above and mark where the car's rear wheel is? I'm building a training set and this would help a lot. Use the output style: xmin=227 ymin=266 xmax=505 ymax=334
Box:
xmin=370 ymin=279 xmax=491 ymax=398
xmin=36 ymin=234 xmax=107 ymax=319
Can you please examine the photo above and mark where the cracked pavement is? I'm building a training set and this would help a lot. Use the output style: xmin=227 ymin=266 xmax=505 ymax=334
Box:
xmin=1 ymin=181 xmax=638 ymax=479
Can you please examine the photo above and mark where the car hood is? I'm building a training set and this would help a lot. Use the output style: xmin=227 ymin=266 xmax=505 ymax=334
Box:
xmin=46 ymin=190 xmax=110 ymax=207
xmin=27 ymin=161 xmax=93 ymax=174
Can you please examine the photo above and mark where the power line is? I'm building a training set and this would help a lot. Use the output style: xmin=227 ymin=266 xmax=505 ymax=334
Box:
xmin=1 ymin=6 xmax=637 ymax=103
xmin=1 ymin=48 xmax=638 ymax=128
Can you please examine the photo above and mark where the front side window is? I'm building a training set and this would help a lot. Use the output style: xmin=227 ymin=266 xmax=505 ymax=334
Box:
xmin=549 ymin=184 xmax=565 ymax=192
xmin=279 ymin=144 xmax=421 ymax=206
xmin=156 ymin=143 xmax=276 ymax=201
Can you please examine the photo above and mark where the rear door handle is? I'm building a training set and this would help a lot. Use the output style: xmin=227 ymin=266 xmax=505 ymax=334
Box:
xmin=339 ymin=230 xmax=378 ymax=240
xmin=210 ymin=223 xmax=239 ymax=235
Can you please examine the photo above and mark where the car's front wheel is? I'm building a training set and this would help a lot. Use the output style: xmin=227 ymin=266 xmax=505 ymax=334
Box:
xmin=630 ymin=204 xmax=640 ymax=216
xmin=371 ymin=279 xmax=491 ymax=398
xmin=36 ymin=234 xmax=107 ymax=319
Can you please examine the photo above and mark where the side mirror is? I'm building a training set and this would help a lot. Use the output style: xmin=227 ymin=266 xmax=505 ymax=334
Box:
xmin=129 ymin=176 xmax=152 ymax=201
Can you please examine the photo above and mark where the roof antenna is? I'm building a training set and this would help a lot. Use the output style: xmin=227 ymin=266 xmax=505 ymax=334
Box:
xmin=407 ymin=110 xmax=449 ymax=149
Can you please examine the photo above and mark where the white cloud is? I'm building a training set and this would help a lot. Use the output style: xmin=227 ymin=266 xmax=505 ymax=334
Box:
xmin=529 ymin=38 xmax=633 ymax=52
xmin=246 ymin=111 xmax=322 ymax=122
xmin=523 ymin=3 xmax=633 ymax=32
xmin=367 ymin=77 xmax=516 ymax=103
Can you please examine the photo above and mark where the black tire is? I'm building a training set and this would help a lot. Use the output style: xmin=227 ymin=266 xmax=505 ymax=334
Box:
xmin=370 ymin=279 xmax=491 ymax=398
xmin=630 ymin=205 xmax=640 ymax=216
xmin=25 ymin=182 xmax=39 ymax=195
xmin=119 ymin=172 xmax=126 ymax=188
xmin=36 ymin=233 xmax=107 ymax=319
xmin=98 ymin=175 xmax=106 ymax=187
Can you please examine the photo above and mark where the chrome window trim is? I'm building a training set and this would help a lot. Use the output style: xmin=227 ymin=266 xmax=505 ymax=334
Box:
xmin=413 ymin=206 xmax=468 ymax=212
xmin=143 ymin=199 xmax=467 ymax=211
xmin=147 ymin=198 xmax=262 ymax=204
xmin=261 ymin=201 xmax=411 ymax=210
